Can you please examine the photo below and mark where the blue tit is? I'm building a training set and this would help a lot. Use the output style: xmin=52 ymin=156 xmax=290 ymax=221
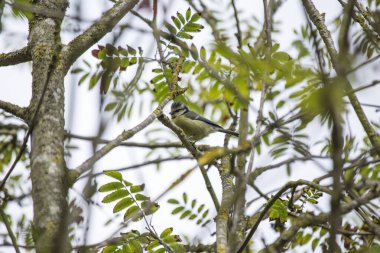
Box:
xmin=170 ymin=102 xmax=239 ymax=142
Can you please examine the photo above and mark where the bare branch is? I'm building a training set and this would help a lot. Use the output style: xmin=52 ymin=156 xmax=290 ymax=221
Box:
xmin=0 ymin=207 xmax=21 ymax=253
xmin=0 ymin=100 xmax=27 ymax=120
xmin=0 ymin=46 xmax=31 ymax=66
xmin=62 ymin=0 xmax=139 ymax=70
xmin=78 ymin=156 xmax=193 ymax=180
xmin=65 ymin=132 xmax=183 ymax=149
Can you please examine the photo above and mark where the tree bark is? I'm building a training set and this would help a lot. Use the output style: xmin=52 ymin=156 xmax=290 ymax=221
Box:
xmin=28 ymin=1 xmax=69 ymax=252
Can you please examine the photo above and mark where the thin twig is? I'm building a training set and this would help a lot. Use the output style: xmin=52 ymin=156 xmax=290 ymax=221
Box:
xmin=237 ymin=179 xmax=334 ymax=253
xmin=0 ymin=207 xmax=21 ymax=253
xmin=231 ymin=0 xmax=242 ymax=47
xmin=78 ymin=156 xmax=193 ymax=180
xmin=66 ymin=132 xmax=183 ymax=149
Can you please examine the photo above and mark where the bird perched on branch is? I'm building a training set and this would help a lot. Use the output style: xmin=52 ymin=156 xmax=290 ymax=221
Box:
xmin=170 ymin=102 xmax=239 ymax=142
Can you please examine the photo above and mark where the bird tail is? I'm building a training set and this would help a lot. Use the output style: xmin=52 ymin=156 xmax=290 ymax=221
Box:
xmin=217 ymin=128 xmax=239 ymax=137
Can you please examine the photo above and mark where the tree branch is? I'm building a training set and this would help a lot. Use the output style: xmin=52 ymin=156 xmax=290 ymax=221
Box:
xmin=0 ymin=207 xmax=21 ymax=253
xmin=68 ymin=87 xmax=187 ymax=184
xmin=0 ymin=46 xmax=31 ymax=66
xmin=237 ymin=179 xmax=334 ymax=253
xmin=266 ymin=183 xmax=380 ymax=251
xmin=302 ymin=0 xmax=380 ymax=155
xmin=158 ymin=114 xmax=220 ymax=211
xmin=65 ymin=132 xmax=183 ymax=149
xmin=62 ymin=0 xmax=139 ymax=70
xmin=0 ymin=100 xmax=27 ymax=120
xmin=77 ymin=156 xmax=193 ymax=180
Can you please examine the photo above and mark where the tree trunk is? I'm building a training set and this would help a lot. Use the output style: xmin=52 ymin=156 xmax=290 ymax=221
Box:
xmin=28 ymin=1 xmax=69 ymax=252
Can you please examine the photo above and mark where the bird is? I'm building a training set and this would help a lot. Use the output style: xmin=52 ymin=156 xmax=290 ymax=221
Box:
xmin=170 ymin=102 xmax=239 ymax=142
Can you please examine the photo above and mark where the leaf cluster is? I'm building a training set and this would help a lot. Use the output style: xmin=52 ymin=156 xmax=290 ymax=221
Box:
xmin=99 ymin=171 xmax=159 ymax=222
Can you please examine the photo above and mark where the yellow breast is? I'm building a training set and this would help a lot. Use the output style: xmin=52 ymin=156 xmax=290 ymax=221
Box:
xmin=172 ymin=115 xmax=214 ymax=141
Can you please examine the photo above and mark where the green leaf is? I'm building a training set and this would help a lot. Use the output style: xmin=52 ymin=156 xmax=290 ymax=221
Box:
xmin=113 ymin=198 xmax=134 ymax=213
xmin=89 ymin=73 xmax=100 ymax=89
xmin=150 ymin=74 xmax=164 ymax=84
xmin=185 ymin=8 xmax=191 ymax=21
xmin=130 ymin=184 xmax=145 ymax=193
xmin=127 ymin=45 xmax=136 ymax=56
xmin=144 ymin=201 xmax=159 ymax=215
xmin=202 ymin=209 xmax=209 ymax=218
xmin=312 ymin=238 xmax=319 ymax=251
xmin=276 ymin=100 xmax=285 ymax=109
xmin=129 ymin=240 xmax=143 ymax=253
xmin=183 ymin=23 xmax=203 ymax=32
xmin=190 ymin=13 xmax=201 ymax=23
xmin=146 ymin=241 xmax=160 ymax=250
xmin=104 ymin=170 xmax=123 ymax=181
xmin=98 ymin=49 xmax=106 ymax=59
xmin=167 ymin=199 xmax=180 ymax=204
xmin=301 ymin=233 xmax=312 ymax=245
xmin=135 ymin=194 xmax=150 ymax=201
xmin=78 ymin=73 xmax=89 ymax=85
xmin=200 ymin=47 xmax=206 ymax=61
xmin=197 ymin=204 xmax=204 ymax=213
xmin=177 ymin=32 xmax=193 ymax=40
xmin=102 ymin=189 xmax=129 ymax=203
xmin=165 ymin=22 xmax=177 ymax=34
xmin=176 ymin=12 xmax=185 ymax=24
xmin=172 ymin=206 xmax=185 ymax=215
xmin=160 ymin=227 xmax=173 ymax=238
xmin=99 ymin=182 xmax=124 ymax=192
xmin=124 ymin=205 xmax=141 ymax=221
xmin=320 ymin=228 xmax=327 ymax=236
xmin=182 ymin=192 xmax=188 ymax=204
xmin=123 ymin=180 xmax=133 ymax=186
xmin=180 ymin=210 xmax=191 ymax=219
xmin=191 ymin=199 xmax=196 ymax=208
xmin=102 ymin=245 xmax=118 ymax=253
xmin=71 ymin=68 xmax=83 ymax=74
xmin=120 ymin=58 xmax=129 ymax=68
xmin=190 ymin=44 xmax=198 ymax=60
xmin=171 ymin=16 xmax=181 ymax=29
xmin=272 ymin=51 xmax=291 ymax=61
xmin=105 ymin=102 xmax=117 ymax=112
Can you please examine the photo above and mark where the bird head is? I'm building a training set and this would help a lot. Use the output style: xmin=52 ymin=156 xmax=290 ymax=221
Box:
xmin=170 ymin=102 xmax=188 ymax=118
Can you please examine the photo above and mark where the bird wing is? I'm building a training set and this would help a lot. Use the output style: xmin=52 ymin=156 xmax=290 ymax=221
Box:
xmin=184 ymin=111 xmax=223 ymax=129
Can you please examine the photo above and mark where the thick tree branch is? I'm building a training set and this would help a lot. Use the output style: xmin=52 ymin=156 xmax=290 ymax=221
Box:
xmin=0 ymin=46 xmax=31 ymax=66
xmin=62 ymin=0 xmax=139 ymax=70
xmin=0 ymin=100 xmax=27 ymax=120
